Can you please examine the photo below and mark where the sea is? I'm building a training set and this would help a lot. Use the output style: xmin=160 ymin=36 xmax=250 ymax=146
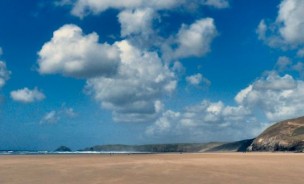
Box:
xmin=0 ymin=151 xmax=152 ymax=155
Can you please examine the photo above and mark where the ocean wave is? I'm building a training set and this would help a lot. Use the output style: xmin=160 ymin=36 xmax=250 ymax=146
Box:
xmin=0 ymin=151 xmax=151 ymax=155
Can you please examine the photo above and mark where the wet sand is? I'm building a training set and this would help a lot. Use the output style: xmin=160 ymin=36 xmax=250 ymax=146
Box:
xmin=0 ymin=153 xmax=303 ymax=184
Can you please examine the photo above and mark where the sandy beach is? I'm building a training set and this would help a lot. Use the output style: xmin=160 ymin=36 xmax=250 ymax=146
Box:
xmin=0 ymin=153 xmax=303 ymax=184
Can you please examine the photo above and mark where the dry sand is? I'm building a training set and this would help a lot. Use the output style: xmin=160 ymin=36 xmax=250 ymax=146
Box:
xmin=0 ymin=153 xmax=303 ymax=184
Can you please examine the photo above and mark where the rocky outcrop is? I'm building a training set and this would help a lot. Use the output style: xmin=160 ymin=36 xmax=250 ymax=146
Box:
xmin=55 ymin=146 xmax=72 ymax=152
xmin=249 ymin=116 xmax=304 ymax=152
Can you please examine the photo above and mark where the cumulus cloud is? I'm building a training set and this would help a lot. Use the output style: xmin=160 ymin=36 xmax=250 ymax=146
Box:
xmin=161 ymin=18 xmax=217 ymax=61
xmin=67 ymin=0 xmax=230 ymax=17
xmin=256 ymin=20 xmax=267 ymax=41
xmin=292 ymin=62 xmax=304 ymax=78
xmin=186 ymin=73 xmax=211 ymax=87
xmin=172 ymin=18 xmax=217 ymax=59
xmin=39 ymin=0 xmax=221 ymax=123
xmin=274 ymin=56 xmax=292 ymax=72
xmin=38 ymin=24 xmax=120 ymax=78
xmin=148 ymin=71 xmax=304 ymax=141
xmin=202 ymin=0 xmax=230 ymax=9
xmin=186 ymin=73 xmax=202 ymax=85
xmin=148 ymin=56 xmax=304 ymax=141
xmin=54 ymin=0 xmax=73 ymax=6
xmin=277 ymin=0 xmax=304 ymax=45
xmin=273 ymin=56 xmax=304 ymax=78
xmin=64 ymin=107 xmax=77 ymax=118
xmin=38 ymin=24 xmax=179 ymax=123
xmin=118 ymin=8 xmax=155 ymax=37
xmin=118 ymin=16 xmax=218 ymax=61
xmin=86 ymin=40 xmax=176 ymax=122
xmin=146 ymin=100 xmax=261 ymax=142
xmin=41 ymin=107 xmax=77 ymax=124
xmin=41 ymin=111 xmax=58 ymax=124
xmin=256 ymin=20 xmax=284 ymax=48
xmin=171 ymin=61 xmax=185 ymax=75
xmin=70 ymin=0 xmax=182 ymax=17
xmin=10 ymin=88 xmax=45 ymax=103
xmin=235 ymin=72 xmax=304 ymax=121
xmin=257 ymin=0 xmax=304 ymax=50
xmin=0 ymin=61 xmax=10 ymax=88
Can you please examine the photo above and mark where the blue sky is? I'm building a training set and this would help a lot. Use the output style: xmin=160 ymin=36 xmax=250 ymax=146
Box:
xmin=1 ymin=0 xmax=304 ymax=151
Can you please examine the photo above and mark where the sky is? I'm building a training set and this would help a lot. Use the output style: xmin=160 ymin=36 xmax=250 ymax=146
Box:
xmin=1 ymin=0 xmax=304 ymax=151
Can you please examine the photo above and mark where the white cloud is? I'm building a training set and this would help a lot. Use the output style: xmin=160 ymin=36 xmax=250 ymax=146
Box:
xmin=236 ymin=72 xmax=304 ymax=121
xmin=148 ymin=57 xmax=304 ymax=141
xmin=0 ymin=47 xmax=3 ymax=56
xmin=68 ymin=0 xmax=230 ymax=17
xmin=272 ymin=56 xmax=304 ymax=78
xmin=64 ymin=107 xmax=77 ymax=118
xmin=148 ymin=71 xmax=304 ymax=141
xmin=186 ymin=73 xmax=202 ymax=85
xmin=292 ymin=62 xmax=304 ymax=78
xmin=38 ymin=24 xmax=179 ymax=123
xmin=257 ymin=0 xmax=304 ymax=50
xmin=234 ymin=85 xmax=252 ymax=105
xmin=256 ymin=20 xmax=284 ymax=48
xmin=10 ymin=88 xmax=45 ymax=103
xmin=54 ymin=0 xmax=73 ymax=6
xmin=186 ymin=73 xmax=211 ymax=87
xmin=171 ymin=61 xmax=185 ymax=74
xmin=173 ymin=18 xmax=217 ymax=59
xmin=40 ymin=107 xmax=77 ymax=124
xmin=41 ymin=111 xmax=58 ymax=124
xmin=38 ymin=24 xmax=120 ymax=78
xmin=0 ymin=61 xmax=10 ymax=88
xmin=146 ymin=100 xmax=261 ymax=142
xmin=277 ymin=0 xmax=304 ymax=45
xmin=256 ymin=20 xmax=267 ymax=41
xmin=254 ymin=73 xmax=297 ymax=90
xmin=118 ymin=8 xmax=155 ymax=37
xmin=71 ymin=0 xmax=182 ymax=17
xmin=39 ymin=3 xmax=221 ymax=124
xmin=118 ymin=15 xmax=217 ymax=61
xmin=202 ymin=0 xmax=229 ymax=9
xmin=86 ymin=40 xmax=176 ymax=122
xmin=274 ymin=56 xmax=292 ymax=72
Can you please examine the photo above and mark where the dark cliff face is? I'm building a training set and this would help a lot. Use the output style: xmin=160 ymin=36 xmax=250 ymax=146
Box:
xmin=80 ymin=140 xmax=255 ymax=153
xmin=206 ymin=139 xmax=254 ymax=152
xmin=249 ymin=116 xmax=304 ymax=152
